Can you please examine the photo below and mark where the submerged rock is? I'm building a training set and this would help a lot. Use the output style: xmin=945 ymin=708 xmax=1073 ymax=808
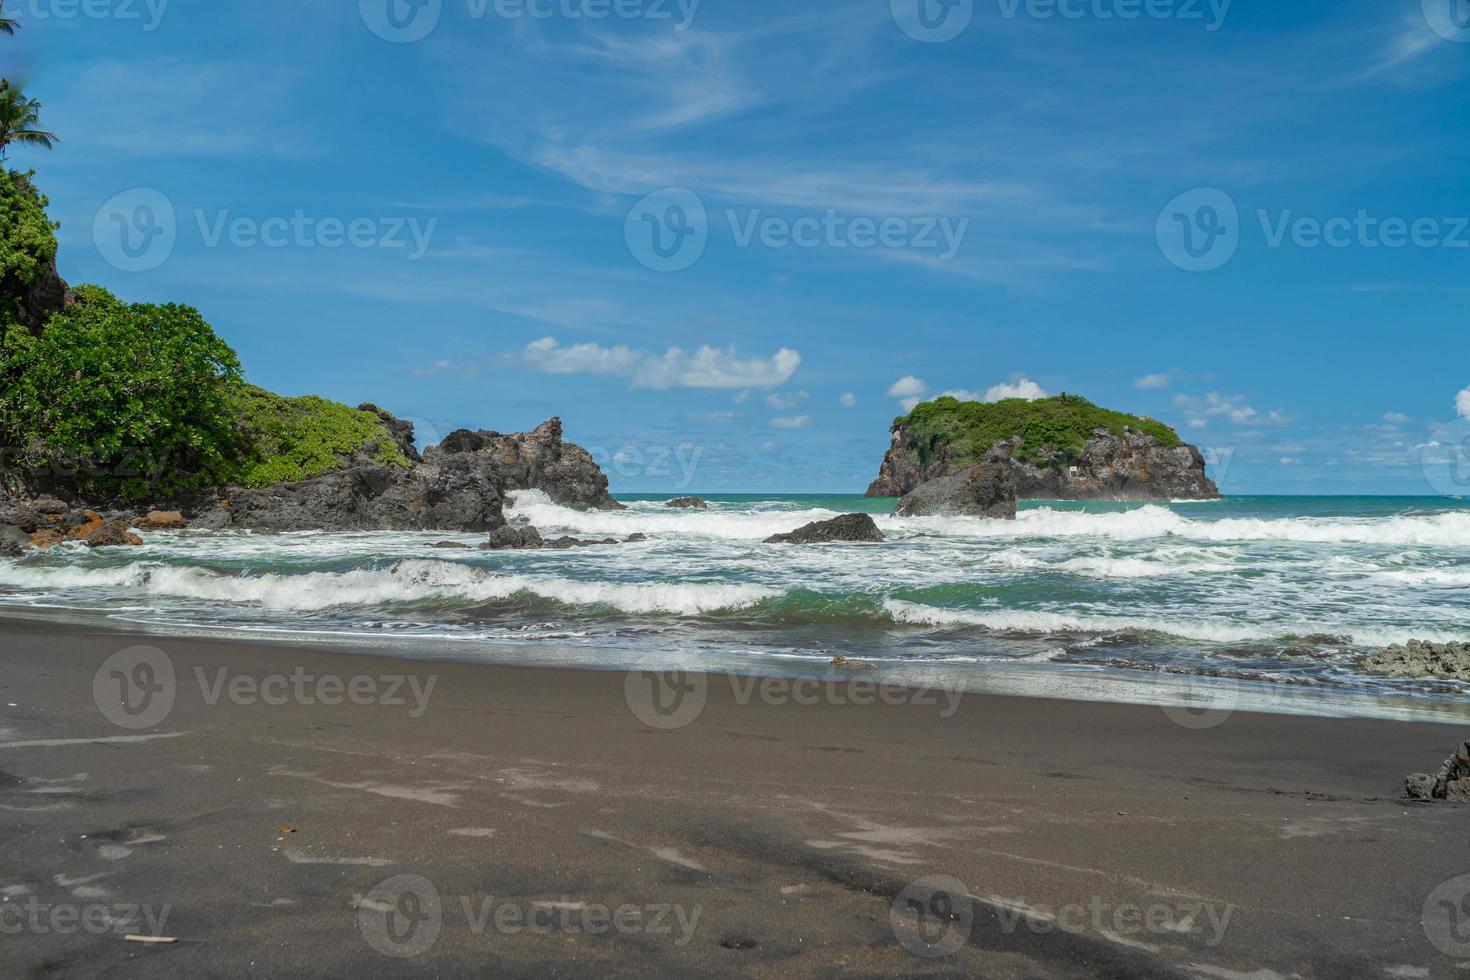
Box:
xmin=896 ymin=463 xmax=1016 ymax=519
xmin=543 ymin=535 xmax=620 ymax=549
xmin=1362 ymin=640 xmax=1470 ymax=682
xmin=1406 ymin=741 xmax=1470 ymax=803
xmin=665 ymin=497 xmax=708 ymax=509
xmin=765 ymin=513 xmax=884 ymax=545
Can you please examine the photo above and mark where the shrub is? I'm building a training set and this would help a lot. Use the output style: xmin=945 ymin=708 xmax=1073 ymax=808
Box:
xmin=227 ymin=384 xmax=411 ymax=488
xmin=0 ymin=285 xmax=242 ymax=498
xmin=893 ymin=393 xmax=1182 ymax=468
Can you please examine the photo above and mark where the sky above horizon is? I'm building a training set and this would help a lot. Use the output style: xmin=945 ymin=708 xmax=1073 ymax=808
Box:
xmin=7 ymin=0 xmax=1469 ymax=494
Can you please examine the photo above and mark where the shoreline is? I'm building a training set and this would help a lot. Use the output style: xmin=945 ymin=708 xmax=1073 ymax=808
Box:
xmin=1 ymin=604 xmax=1467 ymax=727
xmin=0 ymin=619 xmax=1465 ymax=977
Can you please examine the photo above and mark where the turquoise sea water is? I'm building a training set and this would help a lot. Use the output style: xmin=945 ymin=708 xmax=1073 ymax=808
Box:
xmin=2 ymin=493 xmax=1468 ymax=719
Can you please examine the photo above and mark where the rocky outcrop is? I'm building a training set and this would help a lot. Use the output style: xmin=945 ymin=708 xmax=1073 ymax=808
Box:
xmin=0 ymin=524 xmax=28 ymax=556
xmin=765 ymin=513 xmax=884 ymax=545
xmin=0 ymin=505 xmax=142 ymax=549
xmin=484 ymin=524 xmax=545 ymax=550
xmin=1406 ymin=741 xmax=1470 ymax=803
xmin=868 ymin=426 xmax=1218 ymax=501
xmin=0 ymin=416 xmax=620 ymax=539
xmin=1363 ymin=640 xmax=1470 ymax=683
xmin=438 ymin=418 xmax=622 ymax=511
xmin=897 ymin=463 xmax=1016 ymax=519
xmin=665 ymin=496 xmax=708 ymax=509
xmin=7 ymin=252 xmax=73 ymax=335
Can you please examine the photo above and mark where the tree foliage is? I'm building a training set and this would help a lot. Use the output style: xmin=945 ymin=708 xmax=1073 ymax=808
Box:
xmin=0 ymin=168 xmax=58 ymax=325
xmin=0 ymin=285 xmax=243 ymax=497
xmin=894 ymin=394 xmax=1183 ymax=468
xmin=228 ymin=384 xmax=411 ymax=488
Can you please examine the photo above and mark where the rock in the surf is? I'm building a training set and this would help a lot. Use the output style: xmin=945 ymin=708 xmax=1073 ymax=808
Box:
xmin=1363 ymin=640 xmax=1470 ymax=683
xmin=896 ymin=463 xmax=1016 ymax=519
xmin=483 ymin=524 xmax=546 ymax=550
xmin=765 ymin=513 xmax=884 ymax=545
xmin=0 ymin=524 xmax=27 ymax=556
xmin=665 ymin=497 xmax=708 ymax=509
xmin=1405 ymin=740 xmax=1470 ymax=802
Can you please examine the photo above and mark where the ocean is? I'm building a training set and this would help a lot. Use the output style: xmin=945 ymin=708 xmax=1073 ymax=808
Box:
xmin=3 ymin=492 xmax=1469 ymax=722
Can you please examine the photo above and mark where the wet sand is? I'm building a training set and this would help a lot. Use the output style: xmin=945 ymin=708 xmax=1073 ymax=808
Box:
xmin=0 ymin=620 xmax=1465 ymax=978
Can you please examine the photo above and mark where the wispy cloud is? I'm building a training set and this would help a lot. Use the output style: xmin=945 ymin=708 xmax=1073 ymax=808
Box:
xmin=518 ymin=337 xmax=800 ymax=390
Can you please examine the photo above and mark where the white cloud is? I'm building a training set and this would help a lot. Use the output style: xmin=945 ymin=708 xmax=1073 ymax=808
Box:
xmin=1133 ymin=373 xmax=1173 ymax=390
xmin=1172 ymin=392 xmax=1292 ymax=429
xmin=770 ymin=415 xmax=811 ymax=429
xmin=1457 ymin=387 xmax=1470 ymax=420
xmin=983 ymin=378 xmax=1048 ymax=402
xmin=1279 ymin=457 xmax=1300 ymax=466
xmin=412 ymin=359 xmax=480 ymax=380
xmin=1383 ymin=412 xmax=1411 ymax=425
xmin=520 ymin=337 xmax=800 ymax=390
xmin=941 ymin=389 xmax=983 ymax=402
xmin=887 ymin=376 xmax=928 ymax=399
xmin=765 ymin=390 xmax=809 ymax=410
xmin=840 ymin=392 xmax=857 ymax=408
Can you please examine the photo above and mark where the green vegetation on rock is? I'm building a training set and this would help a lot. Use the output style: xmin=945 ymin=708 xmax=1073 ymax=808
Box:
xmin=0 ymin=168 xmax=58 ymax=325
xmin=228 ymin=385 xmax=411 ymax=488
xmin=0 ymin=285 xmax=243 ymax=498
xmin=894 ymin=394 xmax=1182 ymax=468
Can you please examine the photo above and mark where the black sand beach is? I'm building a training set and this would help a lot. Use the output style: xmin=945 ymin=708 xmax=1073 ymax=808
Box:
xmin=0 ymin=620 xmax=1466 ymax=978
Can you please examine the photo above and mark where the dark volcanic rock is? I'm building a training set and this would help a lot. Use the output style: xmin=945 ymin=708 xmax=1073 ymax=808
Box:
xmin=896 ymin=463 xmax=1016 ymax=519
xmin=1405 ymin=740 xmax=1470 ymax=802
xmin=765 ymin=513 xmax=884 ymax=545
xmin=431 ymin=541 xmax=470 ymax=549
xmin=544 ymin=535 xmax=619 ymax=549
xmin=665 ymin=497 xmax=708 ymax=509
xmin=483 ymin=525 xmax=545 ymax=550
xmin=437 ymin=418 xmax=622 ymax=511
xmin=358 ymin=404 xmax=421 ymax=463
xmin=869 ymin=426 xmax=1218 ymax=502
xmin=8 ymin=253 xmax=73 ymax=335
xmin=625 ymin=533 xmax=649 ymax=543
xmin=0 ymin=524 xmax=28 ymax=556
xmin=1363 ymin=640 xmax=1470 ymax=682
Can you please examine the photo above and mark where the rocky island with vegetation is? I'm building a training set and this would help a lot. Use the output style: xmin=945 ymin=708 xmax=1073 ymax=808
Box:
xmin=867 ymin=393 xmax=1220 ymax=501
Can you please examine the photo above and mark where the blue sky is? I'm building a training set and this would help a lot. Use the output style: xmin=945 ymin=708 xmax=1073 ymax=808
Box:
xmin=7 ymin=0 xmax=1469 ymax=493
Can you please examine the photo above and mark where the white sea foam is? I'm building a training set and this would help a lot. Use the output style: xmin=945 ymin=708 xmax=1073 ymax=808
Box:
xmin=0 ymin=558 xmax=776 ymax=616
xmin=881 ymin=599 xmax=1281 ymax=642
xmin=507 ymin=490 xmax=848 ymax=540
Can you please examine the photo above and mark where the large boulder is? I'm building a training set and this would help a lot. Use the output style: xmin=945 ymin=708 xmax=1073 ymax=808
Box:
xmin=765 ymin=513 xmax=884 ymax=545
xmin=483 ymin=524 xmax=545 ymax=550
xmin=665 ymin=496 xmax=708 ymax=509
xmin=896 ymin=463 xmax=1016 ymax=519
xmin=0 ymin=524 xmax=28 ymax=556
xmin=1406 ymin=741 xmax=1470 ymax=803
xmin=433 ymin=418 xmax=622 ymax=511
